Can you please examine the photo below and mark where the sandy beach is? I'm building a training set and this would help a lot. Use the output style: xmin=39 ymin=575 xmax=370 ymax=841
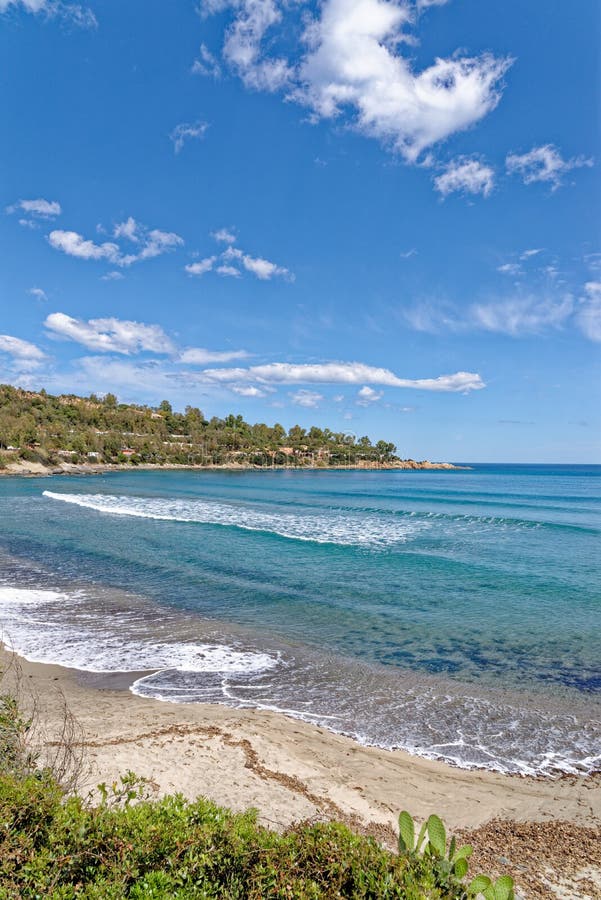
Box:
xmin=3 ymin=646 xmax=600 ymax=898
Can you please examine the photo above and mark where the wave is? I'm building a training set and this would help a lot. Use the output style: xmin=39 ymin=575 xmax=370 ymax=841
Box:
xmin=0 ymin=586 xmax=277 ymax=675
xmin=43 ymin=491 xmax=428 ymax=547
xmin=43 ymin=490 xmax=597 ymax=547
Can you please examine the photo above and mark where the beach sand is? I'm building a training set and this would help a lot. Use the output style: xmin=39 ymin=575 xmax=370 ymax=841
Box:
xmin=3 ymin=647 xmax=600 ymax=898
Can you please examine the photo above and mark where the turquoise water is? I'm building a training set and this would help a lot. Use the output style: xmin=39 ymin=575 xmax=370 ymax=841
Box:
xmin=0 ymin=464 xmax=599 ymax=775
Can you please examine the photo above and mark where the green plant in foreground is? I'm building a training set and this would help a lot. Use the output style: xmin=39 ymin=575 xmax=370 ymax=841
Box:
xmin=398 ymin=811 xmax=514 ymax=900
xmin=0 ymin=692 xmax=38 ymax=778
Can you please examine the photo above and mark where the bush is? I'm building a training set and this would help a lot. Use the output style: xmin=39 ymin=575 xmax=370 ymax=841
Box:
xmin=0 ymin=771 xmax=476 ymax=899
xmin=0 ymin=679 xmax=510 ymax=899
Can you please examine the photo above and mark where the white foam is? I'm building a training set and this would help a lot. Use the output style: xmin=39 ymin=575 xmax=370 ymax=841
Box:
xmin=0 ymin=587 xmax=68 ymax=607
xmin=0 ymin=586 xmax=278 ymax=676
xmin=43 ymin=491 xmax=425 ymax=547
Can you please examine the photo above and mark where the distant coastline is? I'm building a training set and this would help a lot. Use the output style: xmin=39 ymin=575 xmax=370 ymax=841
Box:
xmin=0 ymin=458 xmax=469 ymax=478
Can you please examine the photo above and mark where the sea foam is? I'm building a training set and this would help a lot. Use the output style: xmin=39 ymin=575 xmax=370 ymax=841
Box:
xmin=43 ymin=490 xmax=426 ymax=547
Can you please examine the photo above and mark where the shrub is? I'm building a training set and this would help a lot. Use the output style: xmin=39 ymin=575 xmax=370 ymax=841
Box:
xmin=0 ymin=773 xmax=472 ymax=899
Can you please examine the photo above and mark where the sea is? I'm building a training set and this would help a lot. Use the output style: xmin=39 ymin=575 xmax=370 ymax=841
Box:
xmin=0 ymin=464 xmax=599 ymax=777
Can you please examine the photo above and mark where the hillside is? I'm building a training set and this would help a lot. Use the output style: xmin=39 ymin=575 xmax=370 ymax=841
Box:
xmin=0 ymin=384 xmax=452 ymax=472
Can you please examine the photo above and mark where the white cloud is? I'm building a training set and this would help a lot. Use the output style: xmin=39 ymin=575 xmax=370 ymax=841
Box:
xmin=48 ymin=230 xmax=121 ymax=262
xmin=417 ymin=0 xmax=449 ymax=9
xmin=200 ymin=361 xmax=485 ymax=392
xmin=28 ymin=287 xmax=48 ymax=301
xmin=497 ymin=263 xmax=522 ymax=276
xmin=72 ymin=356 xmax=182 ymax=398
xmin=404 ymin=293 xmax=575 ymax=336
xmin=231 ymin=385 xmax=268 ymax=398
xmin=576 ymin=282 xmax=601 ymax=343
xmin=222 ymin=0 xmax=292 ymax=91
xmin=191 ymin=43 xmax=221 ymax=78
xmin=520 ymin=248 xmax=543 ymax=260
xmin=222 ymin=245 xmax=291 ymax=280
xmin=212 ymin=227 xmax=236 ymax=244
xmin=0 ymin=334 xmax=46 ymax=365
xmin=185 ymin=256 xmax=217 ymax=276
xmin=113 ymin=217 xmax=139 ymax=242
xmin=49 ymin=222 xmax=183 ymax=267
xmin=132 ymin=229 xmax=183 ymax=262
xmin=356 ymin=385 xmax=383 ymax=404
xmin=470 ymin=294 xmax=574 ymax=336
xmin=170 ymin=120 xmax=210 ymax=153
xmin=400 ymin=248 xmax=417 ymax=259
xmin=0 ymin=0 xmax=96 ymax=25
xmin=434 ymin=157 xmax=494 ymax=197
xmin=506 ymin=145 xmax=593 ymax=190
xmin=297 ymin=0 xmax=510 ymax=162
xmin=216 ymin=264 xmax=242 ymax=277
xmin=7 ymin=197 xmax=61 ymax=218
xmin=188 ymin=233 xmax=293 ymax=281
xmin=44 ymin=313 xmax=176 ymax=355
xmin=178 ymin=347 xmax=248 ymax=364
xmin=203 ymin=0 xmax=510 ymax=162
xmin=101 ymin=271 xmax=124 ymax=281
xmin=290 ymin=389 xmax=323 ymax=407
xmin=241 ymin=252 xmax=291 ymax=280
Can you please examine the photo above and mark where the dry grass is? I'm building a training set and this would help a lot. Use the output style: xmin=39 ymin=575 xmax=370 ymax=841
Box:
xmin=0 ymin=647 xmax=87 ymax=793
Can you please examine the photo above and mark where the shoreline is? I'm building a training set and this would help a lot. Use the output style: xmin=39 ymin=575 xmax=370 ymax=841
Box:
xmin=4 ymin=646 xmax=601 ymax=897
xmin=4 ymin=646 xmax=599 ymax=831
xmin=0 ymin=459 xmax=469 ymax=478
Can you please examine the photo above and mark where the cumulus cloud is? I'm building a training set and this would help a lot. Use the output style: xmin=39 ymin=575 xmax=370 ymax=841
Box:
xmin=506 ymin=145 xmax=593 ymax=190
xmin=7 ymin=197 xmax=61 ymax=219
xmin=185 ymin=257 xmax=217 ymax=276
xmin=44 ymin=313 xmax=176 ymax=355
xmin=356 ymin=385 xmax=383 ymax=404
xmin=170 ymin=120 xmax=210 ymax=153
xmin=297 ymin=0 xmax=510 ymax=162
xmin=113 ymin=217 xmax=139 ymax=242
xmin=0 ymin=334 xmax=46 ymax=365
xmin=200 ymin=361 xmax=485 ymax=392
xmin=520 ymin=248 xmax=543 ymax=260
xmin=0 ymin=0 xmax=96 ymax=25
xmin=187 ymin=235 xmax=292 ymax=281
xmin=178 ymin=347 xmax=248 ymax=364
xmin=290 ymin=389 xmax=323 ymax=407
xmin=131 ymin=228 xmax=183 ymax=262
xmin=48 ymin=230 xmax=121 ymax=262
xmin=231 ymin=385 xmax=269 ymax=398
xmin=191 ymin=43 xmax=222 ymax=78
xmin=222 ymin=0 xmax=293 ymax=91
xmin=216 ymin=264 xmax=242 ymax=277
xmin=241 ymin=252 xmax=291 ymax=280
xmin=203 ymin=0 xmax=510 ymax=163
xmin=576 ymin=282 xmax=601 ymax=342
xmin=29 ymin=287 xmax=48 ymax=301
xmin=212 ymin=227 xmax=236 ymax=244
xmin=49 ymin=220 xmax=183 ymax=267
xmin=434 ymin=157 xmax=494 ymax=197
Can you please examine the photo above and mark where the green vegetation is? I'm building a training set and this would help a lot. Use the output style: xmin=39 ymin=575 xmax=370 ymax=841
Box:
xmin=0 ymin=679 xmax=511 ymax=899
xmin=0 ymin=384 xmax=400 ymax=469
xmin=398 ymin=812 xmax=514 ymax=900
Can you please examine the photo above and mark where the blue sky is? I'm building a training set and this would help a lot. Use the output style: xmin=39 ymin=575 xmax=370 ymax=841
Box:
xmin=1 ymin=0 xmax=599 ymax=462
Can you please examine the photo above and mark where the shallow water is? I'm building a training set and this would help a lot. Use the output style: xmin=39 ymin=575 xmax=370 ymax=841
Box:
xmin=0 ymin=464 xmax=599 ymax=775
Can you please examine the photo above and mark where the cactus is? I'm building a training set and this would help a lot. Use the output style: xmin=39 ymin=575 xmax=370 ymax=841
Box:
xmin=398 ymin=810 xmax=514 ymax=899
